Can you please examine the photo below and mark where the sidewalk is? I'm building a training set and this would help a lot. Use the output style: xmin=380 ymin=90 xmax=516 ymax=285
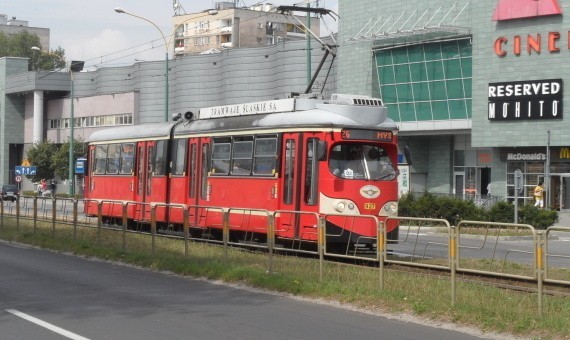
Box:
xmin=554 ymin=211 xmax=570 ymax=227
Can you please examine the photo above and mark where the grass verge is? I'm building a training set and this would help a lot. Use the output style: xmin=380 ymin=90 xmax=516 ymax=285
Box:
xmin=1 ymin=217 xmax=569 ymax=339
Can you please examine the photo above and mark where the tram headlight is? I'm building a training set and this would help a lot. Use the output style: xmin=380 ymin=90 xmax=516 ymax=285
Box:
xmin=335 ymin=201 xmax=347 ymax=212
xmin=347 ymin=203 xmax=355 ymax=210
xmin=380 ymin=202 xmax=398 ymax=216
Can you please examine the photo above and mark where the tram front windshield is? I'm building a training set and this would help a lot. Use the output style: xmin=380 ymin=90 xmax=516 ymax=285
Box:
xmin=329 ymin=143 xmax=397 ymax=180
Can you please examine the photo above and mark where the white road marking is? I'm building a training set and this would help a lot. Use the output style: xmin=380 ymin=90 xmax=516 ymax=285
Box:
xmin=6 ymin=309 xmax=90 ymax=340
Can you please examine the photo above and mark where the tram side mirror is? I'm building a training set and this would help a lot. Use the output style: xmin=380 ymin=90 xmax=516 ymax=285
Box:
xmin=317 ymin=141 xmax=327 ymax=161
xmin=404 ymin=146 xmax=413 ymax=166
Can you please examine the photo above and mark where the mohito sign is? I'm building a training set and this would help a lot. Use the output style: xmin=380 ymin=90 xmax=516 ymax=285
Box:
xmin=488 ymin=79 xmax=563 ymax=120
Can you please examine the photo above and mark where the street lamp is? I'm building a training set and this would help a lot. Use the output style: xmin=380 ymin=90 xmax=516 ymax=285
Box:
xmin=115 ymin=7 xmax=170 ymax=123
xmin=31 ymin=46 xmax=83 ymax=196
xmin=114 ymin=7 xmax=218 ymax=122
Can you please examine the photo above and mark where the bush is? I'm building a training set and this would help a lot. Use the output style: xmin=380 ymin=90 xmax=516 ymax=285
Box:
xmin=488 ymin=201 xmax=514 ymax=223
xmin=519 ymin=205 xmax=558 ymax=230
xmin=399 ymin=192 xmax=487 ymax=225
xmin=399 ymin=192 xmax=558 ymax=229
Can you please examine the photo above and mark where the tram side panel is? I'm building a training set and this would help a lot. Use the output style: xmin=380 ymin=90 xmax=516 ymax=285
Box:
xmin=85 ymin=142 xmax=138 ymax=219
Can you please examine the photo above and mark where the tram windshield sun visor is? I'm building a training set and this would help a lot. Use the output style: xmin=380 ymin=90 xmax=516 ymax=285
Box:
xmin=329 ymin=143 xmax=397 ymax=180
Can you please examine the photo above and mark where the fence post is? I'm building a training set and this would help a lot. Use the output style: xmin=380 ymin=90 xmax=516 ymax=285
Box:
xmin=536 ymin=231 xmax=544 ymax=317
xmin=97 ymin=201 xmax=103 ymax=244
xmin=183 ymin=209 xmax=189 ymax=256
xmin=318 ymin=215 xmax=325 ymax=282
xmin=16 ymin=196 xmax=21 ymax=230
xmin=51 ymin=197 xmax=57 ymax=238
xmin=223 ymin=209 xmax=229 ymax=263
xmin=267 ymin=214 xmax=275 ymax=274
xmin=450 ymin=225 xmax=457 ymax=307
xmin=378 ymin=220 xmax=385 ymax=290
xmin=150 ymin=205 xmax=157 ymax=258
xmin=33 ymin=196 xmax=38 ymax=233
xmin=122 ymin=203 xmax=128 ymax=252
xmin=0 ymin=195 xmax=4 ymax=230
xmin=72 ymin=199 xmax=78 ymax=241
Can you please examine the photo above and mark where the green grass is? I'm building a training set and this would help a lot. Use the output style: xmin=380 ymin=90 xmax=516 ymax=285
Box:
xmin=1 ymin=216 xmax=570 ymax=339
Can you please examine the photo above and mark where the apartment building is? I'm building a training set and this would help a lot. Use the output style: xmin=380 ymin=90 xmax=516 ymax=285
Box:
xmin=172 ymin=2 xmax=320 ymax=55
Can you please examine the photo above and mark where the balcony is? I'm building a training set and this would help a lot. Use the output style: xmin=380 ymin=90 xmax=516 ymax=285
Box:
xmin=220 ymin=26 xmax=232 ymax=33
xmin=221 ymin=42 xmax=233 ymax=48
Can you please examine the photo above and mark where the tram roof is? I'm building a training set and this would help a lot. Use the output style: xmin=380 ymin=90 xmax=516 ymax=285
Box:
xmin=88 ymin=95 xmax=397 ymax=143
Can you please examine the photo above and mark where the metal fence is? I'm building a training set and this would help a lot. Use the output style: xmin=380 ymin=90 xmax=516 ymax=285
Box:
xmin=1 ymin=195 xmax=569 ymax=317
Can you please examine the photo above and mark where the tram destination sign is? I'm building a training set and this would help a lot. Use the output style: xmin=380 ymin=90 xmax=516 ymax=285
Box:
xmin=488 ymin=79 xmax=563 ymax=121
xmin=199 ymin=98 xmax=296 ymax=119
xmin=341 ymin=129 xmax=393 ymax=142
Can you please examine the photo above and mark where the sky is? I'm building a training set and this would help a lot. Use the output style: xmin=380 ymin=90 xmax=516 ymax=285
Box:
xmin=2 ymin=0 xmax=338 ymax=70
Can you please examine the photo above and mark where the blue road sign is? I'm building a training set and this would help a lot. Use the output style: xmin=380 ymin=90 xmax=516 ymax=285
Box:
xmin=15 ymin=166 xmax=37 ymax=175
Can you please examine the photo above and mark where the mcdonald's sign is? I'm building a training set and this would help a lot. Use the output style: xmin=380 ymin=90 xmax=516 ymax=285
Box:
xmin=560 ymin=148 xmax=570 ymax=159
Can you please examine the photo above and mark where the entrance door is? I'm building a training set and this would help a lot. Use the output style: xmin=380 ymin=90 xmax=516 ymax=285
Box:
xmin=558 ymin=175 xmax=570 ymax=211
xmin=454 ymin=172 xmax=465 ymax=197
xmin=549 ymin=174 xmax=570 ymax=211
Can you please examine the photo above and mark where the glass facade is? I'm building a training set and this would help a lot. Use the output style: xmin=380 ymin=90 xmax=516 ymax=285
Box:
xmin=375 ymin=38 xmax=472 ymax=122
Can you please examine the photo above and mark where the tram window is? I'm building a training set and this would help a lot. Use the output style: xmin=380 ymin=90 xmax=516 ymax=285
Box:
xmin=153 ymin=140 xmax=166 ymax=176
xmin=283 ymin=139 xmax=295 ymax=204
xmin=94 ymin=145 xmax=107 ymax=174
xmin=189 ymin=144 xmax=197 ymax=198
xmin=211 ymin=138 xmax=231 ymax=175
xmin=305 ymin=138 xmax=318 ymax=205
xmin=106 ymin=144 xmax=121 ymax=174
xmin=231 ymin=139 xmax=253 ymax=175
xmin=120 ymin=143 xmax=135 ymax=174
xmin=329 ymin=143 xmax=396 ymax=181
xmin=253 ymin=136 xmax=277 ymax=175
xmin=201 ymin=144 xmax=210 ymax=199
xmin=173 ymin=139 xmax=187 ymax=176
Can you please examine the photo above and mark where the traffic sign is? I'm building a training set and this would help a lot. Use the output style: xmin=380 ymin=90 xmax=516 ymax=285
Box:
xmin=15 ymin=166 xmax=37 ymax=176
xmin=15 ymin=175 xmax=22 ymax=182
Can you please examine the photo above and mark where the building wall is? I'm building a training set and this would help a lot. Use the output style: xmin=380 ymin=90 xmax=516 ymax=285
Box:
xmin=470 ymin=2 xmax=570 ymax=148
xmin=173 ymin=8 xmax=320 ymax=55
xmin=0 ymin=57 xmax=28 ymax=184
xmin=0 ymin=25 xmax=50 ymax=51
xmin=338 ymin=0 xmax=471 ymax=96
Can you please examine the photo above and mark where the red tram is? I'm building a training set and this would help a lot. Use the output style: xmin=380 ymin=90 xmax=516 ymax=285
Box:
xmin=84 ymin=94 xmax=401 ymax=249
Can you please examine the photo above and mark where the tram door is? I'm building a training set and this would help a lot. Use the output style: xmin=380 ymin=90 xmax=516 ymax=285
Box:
xmin=132 ymin=142 xmax=150 ymax=220
xmin=279 ymin=134 xmax=320 ymax=240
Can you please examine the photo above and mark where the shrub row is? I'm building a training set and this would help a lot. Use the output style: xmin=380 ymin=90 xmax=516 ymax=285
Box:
xmin=399 ymin=192 xmax=558 ymax=229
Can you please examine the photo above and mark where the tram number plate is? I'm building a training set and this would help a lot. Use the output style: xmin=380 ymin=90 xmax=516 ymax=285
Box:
xmin=364 ymin=203 xmax=376 ymax=210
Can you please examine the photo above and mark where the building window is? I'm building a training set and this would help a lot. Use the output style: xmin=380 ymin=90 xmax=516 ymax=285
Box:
xmin=47 ymin=113 xmax=134 ymax=130
xmin=375 ymin=38 xmax=472 ymax=122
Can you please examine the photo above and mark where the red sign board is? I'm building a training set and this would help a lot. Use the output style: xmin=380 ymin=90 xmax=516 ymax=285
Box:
xmin=492 ymin=0 xmax=562 ymax=21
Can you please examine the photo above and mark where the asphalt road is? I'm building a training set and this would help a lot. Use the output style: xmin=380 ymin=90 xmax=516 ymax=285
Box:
xmin=0 ymin=241 xmax=488 ymax=340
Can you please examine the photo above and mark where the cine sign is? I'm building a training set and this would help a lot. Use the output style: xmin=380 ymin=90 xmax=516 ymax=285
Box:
xmin=488 ymin=79 xmax=563 ymax=121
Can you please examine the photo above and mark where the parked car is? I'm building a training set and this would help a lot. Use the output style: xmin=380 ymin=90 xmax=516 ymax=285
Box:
xmin=1 ymin=184 xmax=19 ymax=202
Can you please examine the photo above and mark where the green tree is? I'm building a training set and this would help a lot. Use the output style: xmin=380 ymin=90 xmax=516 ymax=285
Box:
xmin=0 ymin=31 xmax=66 ymax=71
xmin=52 ymin=138 xmax=87 ymax=180
xmin=24 ymin=140 xmax=58 ymax=183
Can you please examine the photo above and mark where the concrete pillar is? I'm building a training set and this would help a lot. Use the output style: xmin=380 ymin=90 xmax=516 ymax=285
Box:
xmin=33 ymin=90 xmax=44 ymax=143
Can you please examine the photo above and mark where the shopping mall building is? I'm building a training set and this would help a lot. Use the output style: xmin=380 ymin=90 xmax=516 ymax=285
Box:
xmin=337 ymin=0 xmax=570 ymax=209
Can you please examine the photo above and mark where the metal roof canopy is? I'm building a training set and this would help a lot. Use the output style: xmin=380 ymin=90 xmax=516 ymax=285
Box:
xmin=346 ymin=2 xmax=471 ymax=45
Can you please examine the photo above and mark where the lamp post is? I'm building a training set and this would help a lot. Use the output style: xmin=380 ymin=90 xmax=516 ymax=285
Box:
xmin=115 ymin=7 xmax=170 ymax=123
xmin=114 ymin=8 xmax=218 ymax=122
xmin=31 ymin=47 xmax=82 ymax=196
